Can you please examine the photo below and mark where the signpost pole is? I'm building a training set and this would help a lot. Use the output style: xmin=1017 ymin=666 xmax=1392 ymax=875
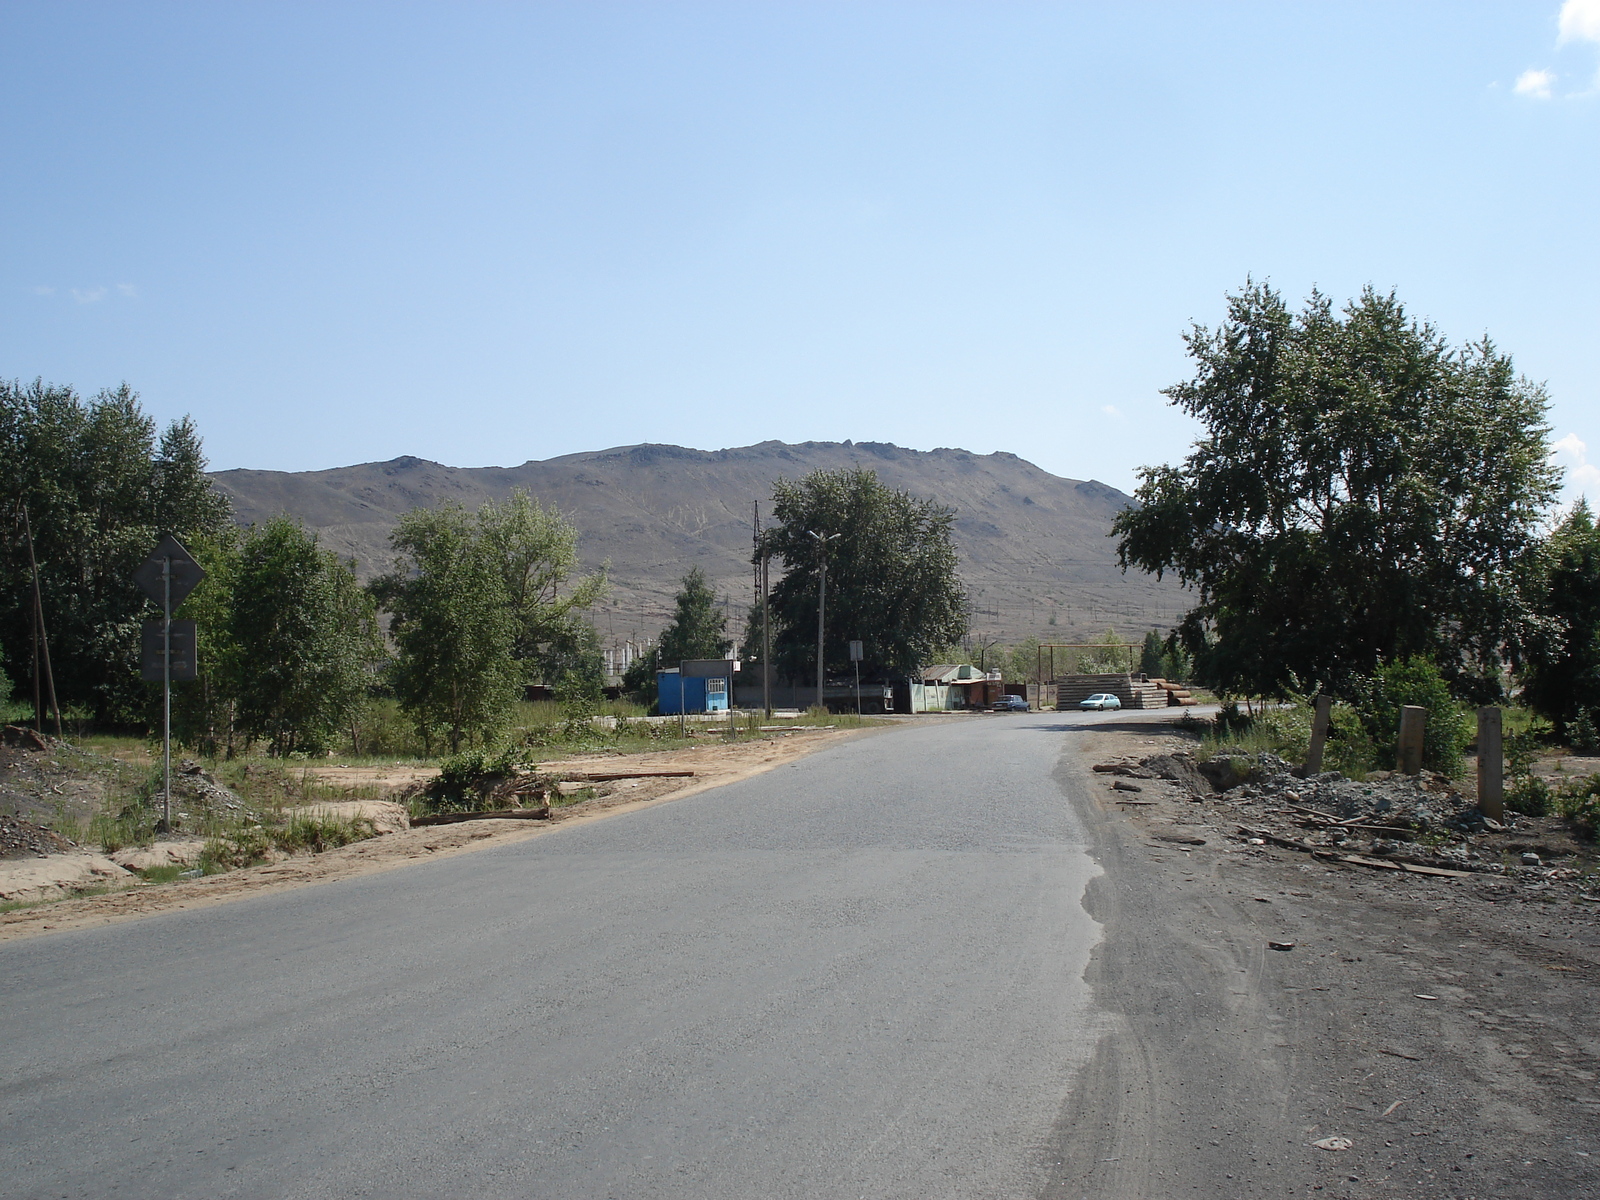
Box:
xmin=163 ymin=555 xmax=172 ymax=831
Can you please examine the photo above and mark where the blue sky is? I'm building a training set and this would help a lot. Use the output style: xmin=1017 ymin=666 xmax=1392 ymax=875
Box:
xmin=3 ymin=2 xmax=1597 ymax=501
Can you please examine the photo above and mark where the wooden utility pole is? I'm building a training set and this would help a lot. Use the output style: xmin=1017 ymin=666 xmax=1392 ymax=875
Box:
xmin=18 ymin=503 xmax=61 ymax=738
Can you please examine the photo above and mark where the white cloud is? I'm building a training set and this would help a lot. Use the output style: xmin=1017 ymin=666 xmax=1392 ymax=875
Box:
xmin=70 ymin=286 xmax=107 ymax=304
xmin=1101 ymin=404 xmax=1120 ymax=417
xmin=1515 ymin=68 xmax=1557 ymax=98
xmin=1560 ymin=0 xmax=1600 ymax=44
xmin=1551 ymin=432 xmax=1600 ymax=493
xmin=116 ymin=283 xmax=138 ymax=298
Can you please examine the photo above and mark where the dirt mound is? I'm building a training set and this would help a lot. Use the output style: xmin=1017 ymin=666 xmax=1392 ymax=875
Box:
xmin=0 ymin=815 xmax=75 ymax=860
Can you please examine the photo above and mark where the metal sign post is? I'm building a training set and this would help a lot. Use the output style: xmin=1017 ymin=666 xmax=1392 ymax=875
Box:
xmin=849 ymin=640 xmax=863 ymax=715
xmin=133 ymin=535 xmax=204 ymax=831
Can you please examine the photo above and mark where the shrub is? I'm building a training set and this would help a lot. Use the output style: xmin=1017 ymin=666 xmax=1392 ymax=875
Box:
xmin=1350 ymin=657 xmax=1472 ymax=775
xmin=1507 ymin=775 xmax=1553 ymax=817
xmin=1572 ymin=710 xmax=1600 ymax=755
xmin=1554 ymin=775 xmax=1600 ymax=838
xmin=427 ymin=746 xmax=525 ymax=811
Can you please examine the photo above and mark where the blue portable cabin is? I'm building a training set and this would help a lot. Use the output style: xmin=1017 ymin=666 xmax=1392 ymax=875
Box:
xmin=656 ymin=664 xmax=733 ymax=714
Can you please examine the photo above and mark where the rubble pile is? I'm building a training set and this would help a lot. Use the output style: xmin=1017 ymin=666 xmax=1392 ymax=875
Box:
xmin=1095 ymin=748 xmax=1598 ymax=895
xmin=122 ymin=761 xmax=255 ymax=830
xmin=0 ymin=815 xmax=75 ymax=859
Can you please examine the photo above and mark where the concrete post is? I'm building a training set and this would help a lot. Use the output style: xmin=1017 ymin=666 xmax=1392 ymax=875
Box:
xmin=1305 ymin=694 xmax=1333 ymax=774
xmin=1478 ymin=706 xmax=1504 ymax=820
xmin=1397 ymin=705 xmax=1427 ymax=775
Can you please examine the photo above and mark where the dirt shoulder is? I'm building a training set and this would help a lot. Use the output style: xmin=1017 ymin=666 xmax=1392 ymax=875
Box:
xmin=0 ymin=725 xmax=879 ymax=944
xmin=1046 ymin=714 xmax=1599 ymax=1200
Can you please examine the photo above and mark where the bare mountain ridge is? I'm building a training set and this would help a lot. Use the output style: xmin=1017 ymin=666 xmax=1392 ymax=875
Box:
xmin=209 ymin=440 xmax=1186 ymax=647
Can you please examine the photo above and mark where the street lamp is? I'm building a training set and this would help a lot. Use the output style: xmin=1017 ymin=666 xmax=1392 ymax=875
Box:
xmin=808 ymin=530 xmax=841 ymax=711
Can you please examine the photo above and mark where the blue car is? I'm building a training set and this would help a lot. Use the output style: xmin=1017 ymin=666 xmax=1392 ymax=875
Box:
xmin=991 ymin=695 xmax=1029 ymax=712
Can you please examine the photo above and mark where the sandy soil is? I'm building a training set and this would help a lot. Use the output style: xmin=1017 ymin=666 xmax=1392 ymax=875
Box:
xmin=0 ymin=726 xmax=876 ymax=943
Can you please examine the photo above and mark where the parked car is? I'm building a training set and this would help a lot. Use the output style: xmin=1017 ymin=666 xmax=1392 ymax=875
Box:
xmin=991 ymin=695 xmax=1029 ymax=712
xmin=1078 ymin=693 xmax=1122 ymax=711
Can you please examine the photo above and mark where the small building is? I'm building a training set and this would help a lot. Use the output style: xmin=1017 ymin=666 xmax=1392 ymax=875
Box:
xmin=901 ymin=664 xmax=1002 ymax=712
xmin=657 ymin=659 xmax=739 ymax=715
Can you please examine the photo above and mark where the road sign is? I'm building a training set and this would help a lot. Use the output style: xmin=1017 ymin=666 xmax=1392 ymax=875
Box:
xmin=132 ymin=535 xmax=205 ymax=608
xmin=849 ymin=640 xmax=863 ymax=662
xmin=141 ymin=620 xmax=197 ymax=681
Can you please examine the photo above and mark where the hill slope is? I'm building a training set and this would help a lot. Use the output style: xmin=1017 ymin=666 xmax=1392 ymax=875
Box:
xmin=210 ymin=441 xmax=1186 ymax=650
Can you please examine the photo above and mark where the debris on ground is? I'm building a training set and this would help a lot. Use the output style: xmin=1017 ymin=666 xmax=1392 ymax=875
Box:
xmin=0 ymin=815 xmax=75 ymax=859
xmin=1093 ymin=747 xmax=1598 ymax=897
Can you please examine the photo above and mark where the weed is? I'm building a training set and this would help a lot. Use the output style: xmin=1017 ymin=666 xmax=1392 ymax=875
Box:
xmin=1508 ymin=775 xmax=1554 ymax=817
xmin=138 ymin=864 xmax=186 ymax=884
xmin=274 ymin=813 xmax=376 ymax=853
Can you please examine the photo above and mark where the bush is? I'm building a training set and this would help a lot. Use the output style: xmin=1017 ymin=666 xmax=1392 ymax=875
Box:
xmin=1572 ymin=710 xmax=1600 ymax=755
xmin=1350 ymin=658 xmax=1472 ymax=776
xmin=1507 ymin=775 xmax=1553 ymax=817
xmin=427 ymin=746 xmax=525 ymax=811
xmin=1554 ymin=775 xmax=1600 ymax=838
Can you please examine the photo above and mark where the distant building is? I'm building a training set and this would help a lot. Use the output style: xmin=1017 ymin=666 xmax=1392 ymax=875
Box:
xmin=657 ymin=659 xmax=738 ymax=714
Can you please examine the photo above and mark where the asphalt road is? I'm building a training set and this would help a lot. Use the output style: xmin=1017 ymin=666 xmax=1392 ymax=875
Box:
xmin=1 ymin=711 xmax=1131 ymax=1200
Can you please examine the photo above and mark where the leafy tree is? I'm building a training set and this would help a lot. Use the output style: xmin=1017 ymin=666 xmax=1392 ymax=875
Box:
xmin=737 ymin=596 xmax=768 ymax=667
xmin=657 ymin=567 xmax=732 ymax=666
xmin=760 ymin=468 xmax=967 ymax=681
xmin=1076 ymin=628 xmax=1131 ymax=673
xmin=1139 ymin=630 xmax=1165 ymax=677
xmin=372 ymin=504 xmax=520 ymax=754
xmin=228 ymin=518 xmax=382 ymax=756
xmin=1114 ymin=282 xmax=1558 ymax=700
xmin=1517 ymin=501 xmax=1600 ymax=738
xmin=169 ymin=528 xmax=243 ymax=757
xmin=1005 ymin=637 xmax=1043 ymax=684
xmin=621 ymin=646 xmax=661 ymax=705
xmin=0 ymin=379 xmax=232 ymax=723
xmin=476 ymin=489 xmax=606 ymax=686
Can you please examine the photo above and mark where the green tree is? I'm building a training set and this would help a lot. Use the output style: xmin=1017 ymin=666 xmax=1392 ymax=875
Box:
xmin=1517 ymin=501 xmax=1600 ymax=738
xmin=228 ymin=518 xmax=382 ymax=756
xmin=170 ymin=528 xmax=243 ymax=757
xmin=372 ymin=504 xmax=520 ymax=754
xmin=737 ymin=596 xmax=768 ymax=667
xmin=1139 ymin=630 xmax=1165 ymax=677
xmin=1114 ymin=283 xmax=1558 ymax=700
xmin=760 ymin=468 xmax=967 ymax=681
xmin=475 ymin=489 xmax=607 ymax=686
xmin=657 ymin=568 xmax=732 ymax=666
xmin=0 ymin=380 xmax=232 ymax=723
xmin=1004 ymin=637 xmax=1042 ymax=684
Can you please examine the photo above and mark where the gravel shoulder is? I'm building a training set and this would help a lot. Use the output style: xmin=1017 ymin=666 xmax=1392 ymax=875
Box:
xmin=1046 ymin=712 xmax=1599 ymax=1200
xmin=0 ymin=725 xmax=881 ymax=943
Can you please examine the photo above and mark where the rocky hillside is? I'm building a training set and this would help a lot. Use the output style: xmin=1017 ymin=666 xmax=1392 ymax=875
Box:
xmin=210 ymin=440 xmax=1187 ymax=649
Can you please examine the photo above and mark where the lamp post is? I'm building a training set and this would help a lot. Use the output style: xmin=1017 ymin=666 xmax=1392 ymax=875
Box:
xmin=808 ymin=530 xmax=840 ymax=711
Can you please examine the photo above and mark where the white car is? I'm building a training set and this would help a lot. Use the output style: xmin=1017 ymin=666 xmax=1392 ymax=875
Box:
xmin=1078 ymin=693 xmax=1122 ymax=711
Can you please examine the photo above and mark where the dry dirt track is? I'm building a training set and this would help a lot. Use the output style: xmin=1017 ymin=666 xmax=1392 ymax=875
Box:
xmin=1045 ymin=716 xmax=1600 ymax=1200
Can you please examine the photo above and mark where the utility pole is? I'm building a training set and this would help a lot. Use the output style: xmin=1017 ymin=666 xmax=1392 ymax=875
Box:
xmin=809 ymin=530 xmax=840 ymax=712
xmin=17 ymin=503 xmax=61 ymax=738
xmin=755 ymin=502 xmax=772 ymax=717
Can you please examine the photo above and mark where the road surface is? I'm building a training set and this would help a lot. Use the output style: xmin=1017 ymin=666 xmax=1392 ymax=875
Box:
xmin=2 ymin=711 xmax=1133 ymax=1199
